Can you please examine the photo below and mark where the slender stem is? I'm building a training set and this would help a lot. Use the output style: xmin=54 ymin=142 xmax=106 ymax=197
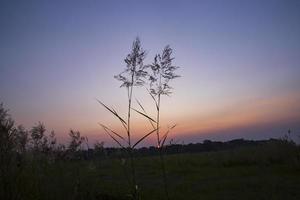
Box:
xmin=128 ymin=70 xmax=138 ymax=199
xmin=156 ymin=73 xmax=170 ymax=200
xmin=157 ymin=73 xmax=162 ymax=147
xmin=128 ymin=85 xmax=133 ymax=146
xmin=156 ymin=94 xmax=161 ymax=147
xmin=157 ymin=99 xmax=170 ymax=200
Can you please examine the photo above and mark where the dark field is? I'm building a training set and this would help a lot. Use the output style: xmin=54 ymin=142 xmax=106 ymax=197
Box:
xmin=2 ymin=140 xmax=300 ymax=200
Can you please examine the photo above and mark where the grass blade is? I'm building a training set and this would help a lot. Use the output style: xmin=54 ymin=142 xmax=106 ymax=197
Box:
xmin=96 ymin=99 xmax=128 ymax=132
xmin=135 ymin=98 xmax=156 ymax=129
xmin=133 ymin=128 xmax=157 ymax=148
xmin=98 ymin=123 xmax=127 ymax=144
xmin=145 ymin=87 xmax=158 ymax=110
xmin=170 ymin=124 xmax=177 ymax=129
xmin=96 ymin=99 xmax=127 ymax=125
xmin=132 ymin=108 xmax=156 ymax=123
xmin=135 ymin=98 xmax=146 ymax=113
xmin=99 ymin=123 xmax=126 ymax=149
xmin=161 ymin=124 xmax=177 ymax=147
xmin=161 ymin=131 xmax=169 ymax=148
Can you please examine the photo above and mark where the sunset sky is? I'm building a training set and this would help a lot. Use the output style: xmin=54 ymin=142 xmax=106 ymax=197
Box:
xmin=1 ymin=0 xmax=300 ymax=146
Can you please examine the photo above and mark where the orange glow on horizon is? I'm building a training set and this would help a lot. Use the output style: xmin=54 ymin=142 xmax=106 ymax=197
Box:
xmin=40 ymin=92 xmax=300 ymax=146
xmin=176 ymin=92 xmax=300 ymax=136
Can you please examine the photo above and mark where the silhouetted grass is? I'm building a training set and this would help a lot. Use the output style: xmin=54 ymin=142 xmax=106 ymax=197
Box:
xmin=97 ymin=38 xmax=157 ymax=199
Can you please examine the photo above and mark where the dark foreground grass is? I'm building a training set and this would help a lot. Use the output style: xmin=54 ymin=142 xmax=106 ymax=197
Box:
xmin=3 ymin=141 xmax=300 ymax=200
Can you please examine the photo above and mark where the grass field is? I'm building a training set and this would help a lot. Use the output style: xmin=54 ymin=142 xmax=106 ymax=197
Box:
xmin=4 ymin=140 xmax=300 ymax=200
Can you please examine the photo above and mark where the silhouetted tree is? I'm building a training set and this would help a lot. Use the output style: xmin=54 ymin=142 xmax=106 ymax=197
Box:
xmin=94 ymin=141 xmax=105 ymax=157
xmin=15 ymin=125 xmax=29 ymax=154
xmin=67 ymin=130 xmax=85 ymax=160
xmin=48 ymin=130 xmax=57 ymax=151
xmin=68 ymin=130 xmax=84 ymax=151
xmin=30 ymin=122 xmax=47 ymax=152
xmin=0 ymin=103 xmax=21 ymax=200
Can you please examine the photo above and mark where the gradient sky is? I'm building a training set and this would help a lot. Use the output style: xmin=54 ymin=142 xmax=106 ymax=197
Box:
xmin=1 ymin=0 xmax=300 ymax=146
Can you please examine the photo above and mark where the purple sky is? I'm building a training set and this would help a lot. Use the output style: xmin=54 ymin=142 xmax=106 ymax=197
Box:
xmin=1 ymin=0 xmax=300 ymax=146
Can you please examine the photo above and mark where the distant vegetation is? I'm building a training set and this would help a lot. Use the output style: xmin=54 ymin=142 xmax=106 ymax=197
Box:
xmin=1 ymin=103 xmax=300 ymax=199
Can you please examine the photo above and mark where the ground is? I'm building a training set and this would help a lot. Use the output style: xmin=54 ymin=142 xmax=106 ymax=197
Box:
xmin=8 ymin=141 xmax=299 ymax=200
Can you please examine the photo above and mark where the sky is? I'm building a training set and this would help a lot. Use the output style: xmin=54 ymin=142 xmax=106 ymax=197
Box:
xmin=1 ymin=0 xmax=300 ymax=146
